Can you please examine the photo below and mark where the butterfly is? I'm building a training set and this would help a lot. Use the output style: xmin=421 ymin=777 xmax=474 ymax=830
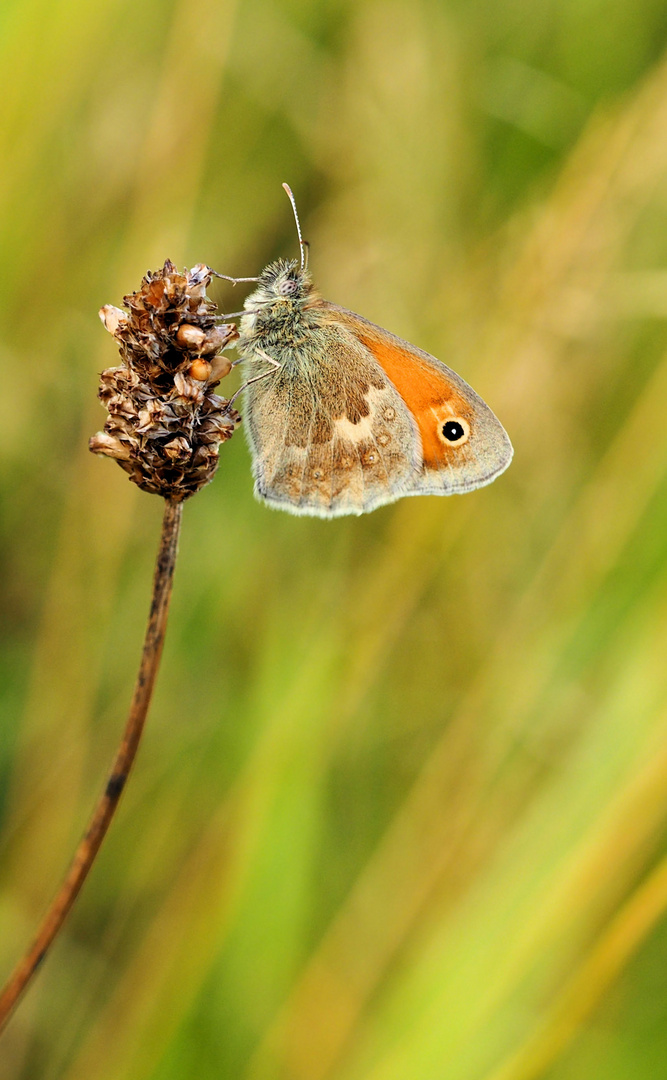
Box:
xmin=225 ymin=186 xmax=512 ymax=518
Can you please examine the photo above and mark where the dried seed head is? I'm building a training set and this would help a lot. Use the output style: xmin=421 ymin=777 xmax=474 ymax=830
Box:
xmin=188 ymin=359 xmax=212 ymax=382
xmin=176 ymin=324 xmax=206 ymax=351
xmin=99 ymin=305 xmax=128 ymax=336
xmin=90 ymin=260 xmax=241 ymax=501
xmin=209 ymin=354 xmax=233 ymax=381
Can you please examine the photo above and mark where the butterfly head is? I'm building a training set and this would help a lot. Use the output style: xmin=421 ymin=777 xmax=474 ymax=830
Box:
xmin=246 ymin=259 xmax=311 ymax=306
xmin=241 ymin=259 xmax=319 ymax=344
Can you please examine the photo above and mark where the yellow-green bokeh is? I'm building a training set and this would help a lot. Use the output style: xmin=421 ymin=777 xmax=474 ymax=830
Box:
xmin=3 ymin=1 xmax=667 ymax=1078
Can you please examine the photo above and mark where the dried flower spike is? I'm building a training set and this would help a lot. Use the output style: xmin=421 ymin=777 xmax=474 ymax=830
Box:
xmin=90 ymin=260 xmax=241 ymax=500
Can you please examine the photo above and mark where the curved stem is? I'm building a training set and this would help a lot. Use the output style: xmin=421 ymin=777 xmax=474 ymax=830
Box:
xmin=0 ymin=497 xmax=183 ymax=1033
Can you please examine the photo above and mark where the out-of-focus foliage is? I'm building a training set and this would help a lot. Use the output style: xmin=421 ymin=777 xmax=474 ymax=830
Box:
xmin=3 ymin=1 xmax=667 ymax=1077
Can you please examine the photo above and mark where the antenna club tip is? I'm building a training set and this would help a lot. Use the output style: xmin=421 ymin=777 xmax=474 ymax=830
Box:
xmin=281 ymin=183 xmax=307 ymax=271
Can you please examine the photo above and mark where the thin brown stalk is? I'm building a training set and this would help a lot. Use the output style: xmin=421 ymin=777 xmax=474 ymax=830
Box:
xmin=0 ymin=496 xmax=183 ymax=1033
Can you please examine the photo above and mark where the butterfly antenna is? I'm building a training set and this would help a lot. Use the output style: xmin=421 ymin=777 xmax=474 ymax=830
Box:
xmin=282 ymin=183 xmax=308 ymax=271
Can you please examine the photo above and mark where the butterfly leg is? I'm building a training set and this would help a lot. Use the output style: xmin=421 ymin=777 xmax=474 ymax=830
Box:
xmin=227 ymin=350 xmax=282 ymax=408
xmin=210 ymin=268 xmax=260 ymax=322
xmin=210 ymin=271 xmax=260 ymax=285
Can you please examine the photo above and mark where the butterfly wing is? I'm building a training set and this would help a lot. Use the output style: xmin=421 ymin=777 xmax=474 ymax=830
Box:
xmin=243 ymin=303 xmax=512 ymax=517
xmin=243 ymin=319 xmax=422 ymax=517
xmin=326 ymin=303 xmax=513 ymax=497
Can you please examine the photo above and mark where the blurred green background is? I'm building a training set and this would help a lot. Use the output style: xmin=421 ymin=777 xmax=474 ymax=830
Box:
xmin=3 ymin=0 xmax=667 ymax=1077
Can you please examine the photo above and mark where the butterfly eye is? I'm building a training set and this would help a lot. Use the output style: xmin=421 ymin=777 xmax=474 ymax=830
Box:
xmin=440 ymin=418 xmax=470 ymax=446
xmin=278 ymin=277 xmax=299 ymax=296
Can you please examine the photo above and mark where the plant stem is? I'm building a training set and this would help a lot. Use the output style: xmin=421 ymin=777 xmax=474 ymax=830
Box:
xmin=0 ymin=496 xmax=183 ymax=1033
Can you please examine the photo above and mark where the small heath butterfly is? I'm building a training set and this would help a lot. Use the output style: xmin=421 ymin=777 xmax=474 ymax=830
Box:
xmin=229 ymin=186 xmax=512 ymax=517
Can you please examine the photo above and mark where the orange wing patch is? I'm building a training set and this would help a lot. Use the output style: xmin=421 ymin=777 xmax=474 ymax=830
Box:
xmin=355 ymin=332 xmax=473 ymax=467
